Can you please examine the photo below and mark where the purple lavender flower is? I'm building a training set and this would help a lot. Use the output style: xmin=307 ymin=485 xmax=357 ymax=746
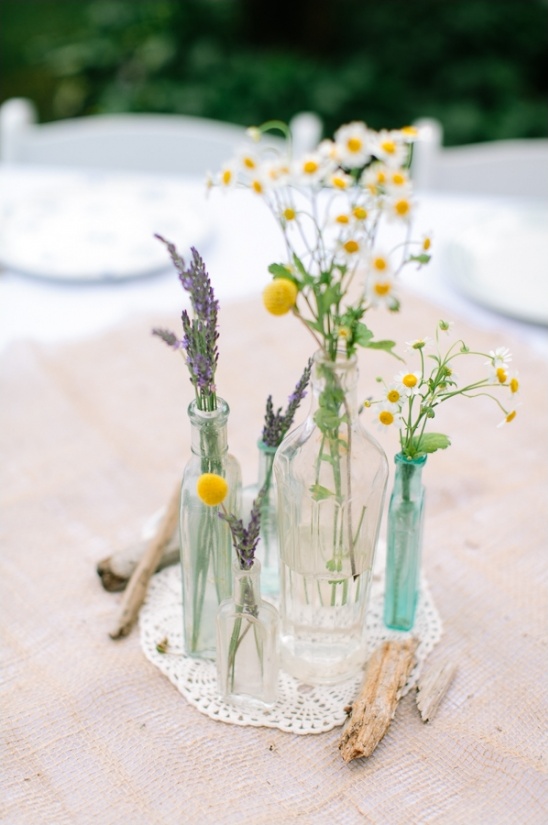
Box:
xmin=261 ymin=358 xmax=313 ymax=447
xmin=219 ymin=489 xmax=265 ymax=570
xmin=152 ymin=237 xmax=219 ymax=411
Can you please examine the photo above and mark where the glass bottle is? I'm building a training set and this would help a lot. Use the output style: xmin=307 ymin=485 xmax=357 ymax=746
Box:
xmin=274 ymin=350 xmax=388 ymax=685
xmin=180 ymin=398 xmax=241 ymax=660
xmin=216 ymin=560 xmax=279 ymax=710
xmin=383 ymin=452 xmax=427 ymax=631
xmin=242 ymin=441 xmax=279 ymax=598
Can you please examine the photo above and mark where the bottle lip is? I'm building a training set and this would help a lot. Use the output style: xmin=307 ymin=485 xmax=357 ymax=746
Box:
xmin=256 ymin=439 xmax=277 ymax=453
xmin=188 ymin=397 xmax=229 ymax=421
xmin=395 ymin=451 xmax=427 ymax=466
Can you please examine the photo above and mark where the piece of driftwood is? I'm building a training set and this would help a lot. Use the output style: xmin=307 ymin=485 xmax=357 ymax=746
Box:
xmin=97 ymin=532 xmax=179 ymax=592
xmin=416 ymin=659 xmax=457 ymax=722
xmin=109 ymin=484 xmax=180 ymax=640
xmin=339 ymin=637 xmax=418 ymax=762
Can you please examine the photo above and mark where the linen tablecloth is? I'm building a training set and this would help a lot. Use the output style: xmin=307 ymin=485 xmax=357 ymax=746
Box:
xmin=2 ymin=290 xmax=547 ymax=824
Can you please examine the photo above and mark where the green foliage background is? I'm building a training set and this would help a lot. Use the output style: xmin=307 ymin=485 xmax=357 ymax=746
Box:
xmin=1 ymin=0 xmax=546 ymax=145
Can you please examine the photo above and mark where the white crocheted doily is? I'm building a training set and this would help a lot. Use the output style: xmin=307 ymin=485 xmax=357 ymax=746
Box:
xmin=139 ymin=560 xmax=443 ymax=735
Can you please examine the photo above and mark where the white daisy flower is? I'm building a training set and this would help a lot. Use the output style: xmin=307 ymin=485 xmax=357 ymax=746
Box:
xmin=369 ymin=129 xmax=408 ymax=167
xmin=404 ymin=336 xmax=433 ymax=353
xmin=497 ymin=405 xmax=520 ymax=428
xmin=292 ymin=151 xmax=328 ymax=184
xmin=385 ymin=192 xmax=414 ymax=222
xmin=334 ymin=121 xmax=372 ymax=168
xmin=486 ymin=347 xmax=512 ymax=368
xmin=218 ymin=163 xmax=237 ymax=189
xmin=394 ymin=370 xmax=422 ymax=397
xmin=366 ymin=275 xmax=398 ymax=309
xmin=376 ymin=405 xmax=403 ymax=431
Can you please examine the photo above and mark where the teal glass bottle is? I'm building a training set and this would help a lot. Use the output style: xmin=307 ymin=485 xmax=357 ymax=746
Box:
xmin=383 ymin=452 xmax=427 ymax=631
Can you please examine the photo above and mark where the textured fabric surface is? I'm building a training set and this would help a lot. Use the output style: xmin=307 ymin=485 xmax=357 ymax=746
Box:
xmin=2 ymin=291 xmax=547 ymax=825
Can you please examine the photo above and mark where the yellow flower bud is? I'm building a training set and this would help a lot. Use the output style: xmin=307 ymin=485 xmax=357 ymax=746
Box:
xmin=263 ymin=278 xmax=298 ymax=316
xmin=196 ymin=473 xmax=228 ymax=506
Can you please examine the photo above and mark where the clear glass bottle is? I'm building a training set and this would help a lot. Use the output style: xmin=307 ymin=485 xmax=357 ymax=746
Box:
xmin=216 ymin=560 xmax=279 ymax=710
xmin=180 ymin=398 xmax=241 ymax=660
xmin=274 ymin=351 xmax=388 ymax=684
xmin=383 ymin=452 xmax=427 ymax=631
xmin=242 ymin=441 xmax=279 ymax=598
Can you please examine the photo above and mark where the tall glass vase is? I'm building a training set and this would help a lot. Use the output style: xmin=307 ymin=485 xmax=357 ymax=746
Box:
xmin=383 ymin=452 xmax=427 ymax=632
xmin=180 ymin=398 xmax=241 ymax=660
xmin=242 ymin=441 xmax=279 ymax=598
xmin=216 ymin=560 xmax=279 ymax=710
xmin=274 ymin=351 xmax=388 ymax=685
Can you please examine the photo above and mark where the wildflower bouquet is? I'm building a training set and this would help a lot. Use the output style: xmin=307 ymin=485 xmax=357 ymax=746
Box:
xmin=153 ymin=238 xmax=241 ymax=659
xmin=366 ymin=320 xmax=520 ymax=457
xmin=365 ymin=320 xmax=520 ymax=630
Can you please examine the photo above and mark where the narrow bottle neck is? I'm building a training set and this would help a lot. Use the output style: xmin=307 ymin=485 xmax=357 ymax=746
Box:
xmin=393 ymin=452 xmax=427 ymax=500
xmin=188 ymin=397 xmax=229 ymax=460
xmin=233 ymin=561 xmax=261 ymax=611
xmin=310 ymin=351 xmax=359 ymax=418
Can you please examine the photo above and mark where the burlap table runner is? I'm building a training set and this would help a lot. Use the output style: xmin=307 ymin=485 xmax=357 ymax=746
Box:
xmin=2 ymin=290 xmax=547 ymax=824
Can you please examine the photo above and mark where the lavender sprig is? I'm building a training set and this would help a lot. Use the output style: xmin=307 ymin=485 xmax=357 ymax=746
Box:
xmin=219 ymin=488 xmax=265 ymax=570
xmin=152 ymin=236 xmax=219 ymax=411
xmin=261 ymin=358 xmax=313 ymax=448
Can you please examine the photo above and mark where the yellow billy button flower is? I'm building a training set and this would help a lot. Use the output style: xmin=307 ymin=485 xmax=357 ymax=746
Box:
xmin=196 ymin=473 xmax=228 ymax=506
xmin=263 ymin=278 xmax=298 ymax=315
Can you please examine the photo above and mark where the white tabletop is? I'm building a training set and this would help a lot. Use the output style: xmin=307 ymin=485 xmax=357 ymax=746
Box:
xmin=0 ymin=163 xmax=546 ymax=356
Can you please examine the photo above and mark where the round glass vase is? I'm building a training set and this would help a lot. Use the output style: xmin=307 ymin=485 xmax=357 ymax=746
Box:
xmin=179 ymin=398 xmax=242 ymax=660
xmin=383 ymin=452 xmax=427 ymax=632
xmin=216 ymin=560 xmax=279 ymax=710
xmin=274 ymin=351 xmax=389 ymax=685
xmin=242 ymin=441 xmax=279 ymax=598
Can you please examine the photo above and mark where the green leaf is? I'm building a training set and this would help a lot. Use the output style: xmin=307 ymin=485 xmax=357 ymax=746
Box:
xmin=363 ymin=339 xmax=404 ymax=361
xmin=268 ymin=263 xmax=297 ymax=282
xmin=353 ymin=322 xmax=374 ymax=346
xmin=309 ymin=483 xmax=333 ymax=501
xmin=409 ymin=253 xmax=431 ymax=265
xmin=410 ymin=433 xmax=451 ymax=455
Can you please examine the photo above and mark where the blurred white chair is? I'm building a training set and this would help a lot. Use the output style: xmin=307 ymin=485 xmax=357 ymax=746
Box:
xmin=0 ymin=97 xmax=320 ymax=175
xmin=412 ymin=117 xmax=548 ymax=198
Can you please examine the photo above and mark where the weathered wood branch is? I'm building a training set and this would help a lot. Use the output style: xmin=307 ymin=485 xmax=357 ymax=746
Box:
xmin=416 ymin=658 xmax=457 ymax=722
xmin=109 ymin=484 xmax=180 ymax=640
xmin=339 ymin=638 xmax=418 ymax=762
xmin=97 ymin=532 xmax=179 ymax=592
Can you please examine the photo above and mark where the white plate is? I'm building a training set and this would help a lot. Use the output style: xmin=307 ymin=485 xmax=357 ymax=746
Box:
xmin=443 ymin=202 xmax=548 ymax=325
xmin=0 ymin=172 xmax=212 ymax=281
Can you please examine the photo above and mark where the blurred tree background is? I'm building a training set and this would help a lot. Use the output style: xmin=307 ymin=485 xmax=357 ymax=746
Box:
xmin=1 ymin=0 xmax=546 ymax=145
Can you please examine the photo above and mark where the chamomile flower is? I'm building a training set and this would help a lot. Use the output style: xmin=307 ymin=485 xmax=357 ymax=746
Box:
xmin=438 ymin=319 xmax=453 ymax=334
xmin=395 ymin=370 xmax=422 ymax=397
xmin=405 ymin=336 xmax=433 ymax=353
xmin=239 ymin=150 xmax=259 ymax=172
xmin=382 ymin=384 xmax=404 ymax=409
xmin=333 ymin=121 xmax=371 ymax=168
xmin=326 ymin=170 xmax=353 ymax=190
xmin=361 ymin=162 xmax=389 ymax=193
xmin=218 ymin=164 xmax=236 ymax=188
xmin=508 ymin=371 xmax=520 ymax=395
xmin=376 ymin=405 xmax=403 ymax=431
xmin=293 ymin=152 xmax=327 ymax=184
xmin=351 ymin=204 xmax=368 ymax=222
xmin=339 ymin=237 xmax=362 ymax=259
xmin=386 ymin=193 xmax=414 ymax=222
xmin=367 ymin=276 xmax=398 ymax=309
xmin=369 ymin=129 xmax=408 ymax=167
xmin=497 ymin=405 xmax=520 ymax=428
xmin=487 ymin=347 xmax=512 ymax=368
xmin=385 ymin=168 xmax=411 ymax=192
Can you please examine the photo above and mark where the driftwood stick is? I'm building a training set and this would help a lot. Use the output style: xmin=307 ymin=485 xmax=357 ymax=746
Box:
xmin=97 ymin=532 xmax=179 ymax=592
xmin=339 ymin=638 xmax=418 ymax=762
xmin=109 ymin=484 xmax=180 ymax=640
xmin=416 ymin=659 xmax=457 ymax=722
